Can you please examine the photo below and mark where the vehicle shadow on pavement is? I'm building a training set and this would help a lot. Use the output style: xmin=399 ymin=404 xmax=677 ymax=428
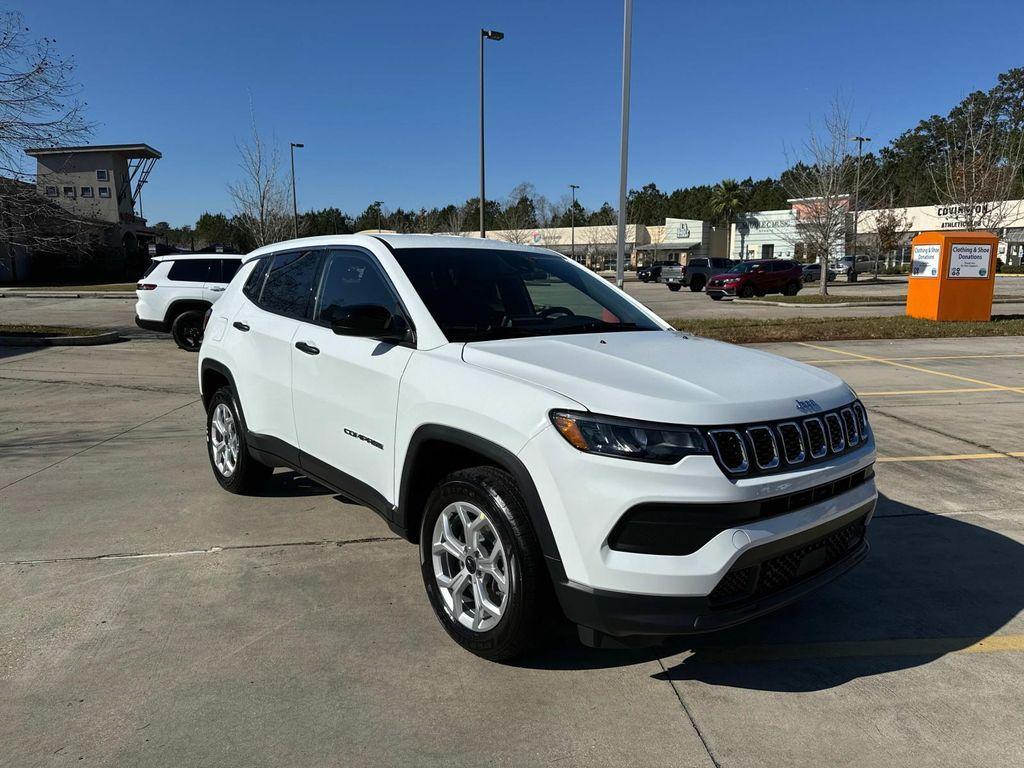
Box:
xmin=518 ymin=493 xmax=1024 ymax=690
xmin=260 ymin=470 xmax=336 ymax=498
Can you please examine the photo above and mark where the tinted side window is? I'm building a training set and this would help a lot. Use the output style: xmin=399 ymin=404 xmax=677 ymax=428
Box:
xmin=690 ymin=259 xmax=707 ymax=268
xmin=167 ymin=259 xmax=213 ymax=282
xmin=315 ymin=250 xmax=401 ymax=325
xmin=221 ymin=259 xmax=241 ymax=282
xmin=243 ymin=258 xmax=269 ymax=302
xmin=713 ymin=259 xmax=731 ymax=268
xmin=260 ymin=250 xmax=321 ymax=318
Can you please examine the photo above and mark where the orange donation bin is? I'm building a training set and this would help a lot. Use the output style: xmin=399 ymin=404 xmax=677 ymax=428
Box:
xmin=906 ymin=230 xmax=998 ymax=321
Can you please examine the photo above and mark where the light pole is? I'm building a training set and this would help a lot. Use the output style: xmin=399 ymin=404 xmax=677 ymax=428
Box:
xmin=569 ymin=184 xmax=580 ymax=261
xmin=614 ymin=0 xmax=633 ymax=287
xmin=851 ymin=135 xmax=870 ymax=262
xmin=479 ymin=28 xmax=504 ymax=238
xmin=373 ymin=200 xmax=384 ymax=232
xmin=290 ymin=142 xmax=304 ymax=238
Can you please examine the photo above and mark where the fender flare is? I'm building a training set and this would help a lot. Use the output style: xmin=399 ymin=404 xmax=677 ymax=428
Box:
xmin=397 ymin=424 xmax=563 ymax=568
xmin=164 ymin=299 xmax=212 ymax=326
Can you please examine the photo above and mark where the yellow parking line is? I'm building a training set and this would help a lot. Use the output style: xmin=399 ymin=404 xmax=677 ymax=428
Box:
xmin=690 ymin=634 xmax=1024 ymax=663
xmin=804 ymin=353 xmax=1024 ymax=365
xmin=860 ymin=387 xmax=1004 ymax=396
xmin=796 ymin=342 xmax=1024 ymax=394
xmin=877 ymin=451 xmax=1024 ymax=463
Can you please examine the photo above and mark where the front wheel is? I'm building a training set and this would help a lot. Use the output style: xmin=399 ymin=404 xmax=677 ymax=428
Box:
xmin=667 ymin=284 xmax=681 ymax=292
xmin=206 ymin=387 xmax=273 ymax=494
xmin=739 ymin=284 xmax=756 ymax=299
xmin=420 ymin=467 xmax=546 ymax=661
xmin=171 ymin=309 xmax=205 ymax=352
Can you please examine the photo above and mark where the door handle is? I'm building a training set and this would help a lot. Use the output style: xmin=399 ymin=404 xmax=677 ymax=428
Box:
xmin=210 ymin=286 xmax=226 ymax=292
xmin=232 ymin=321 xmax=250 ymax=332
xmin=295 ymin=341 xmax=320 ymax=355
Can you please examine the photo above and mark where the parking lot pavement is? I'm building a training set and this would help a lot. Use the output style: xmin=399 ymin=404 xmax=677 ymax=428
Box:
xmin=2 ymin=329 xmax=1022 ymax=766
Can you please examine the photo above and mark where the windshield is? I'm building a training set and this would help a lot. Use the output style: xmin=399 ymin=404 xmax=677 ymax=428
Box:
xmin=391 ymin=247 xmax=661 ymax=342
xmin=722 ymin=262 xmax=759 ymax=275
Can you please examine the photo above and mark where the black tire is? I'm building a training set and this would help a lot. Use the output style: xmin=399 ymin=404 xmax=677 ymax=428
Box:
xmin=171 ymin=309 xmax=205 ymax=352
xmin=710 ymin=294 xmax=723 ymax=301
xmin=783 ymin=281 xmax=801 ymax=296
xmin=420 ymin=466 xmax=546 ymax=661
xmin=739 ymin=284 xmax=756 ymax=299
xmin=667 ymin=284 xmax=681 ymax=292
xmin=206 ymin=386 xmax=273 ymax=495
xmin=689 ymin=276 xmax=705 ymax=292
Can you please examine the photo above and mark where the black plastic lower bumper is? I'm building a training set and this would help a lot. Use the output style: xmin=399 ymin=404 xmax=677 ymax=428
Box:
xmin=554 ymin=501 xmax=873 ymax=642
xmin=135 ymin=315 xmax=168 ymax=333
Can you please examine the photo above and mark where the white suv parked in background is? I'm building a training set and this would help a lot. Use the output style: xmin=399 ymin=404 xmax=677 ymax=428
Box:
xmin=199 ymin=235 xmax=876 ymax=660
xmin=135 ymin=254 xmax=242 ymax=350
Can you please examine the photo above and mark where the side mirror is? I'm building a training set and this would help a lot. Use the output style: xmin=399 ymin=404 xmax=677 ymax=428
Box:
xmin=330 ymin=304 xmax=412 ymax=344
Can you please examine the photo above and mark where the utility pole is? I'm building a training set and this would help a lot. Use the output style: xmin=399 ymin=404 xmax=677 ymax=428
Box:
xmin=373 ymin=200 xmax=384 ymax=232
xmin=290 ymin=142 xmax=304 ymax=238
xmin=614 ymin=0 xmax=633 ymax=288
xmin=569 ymin=184 xmax=580 ymax=261
xmin=479 ymin=28 xmax=504 ymax=238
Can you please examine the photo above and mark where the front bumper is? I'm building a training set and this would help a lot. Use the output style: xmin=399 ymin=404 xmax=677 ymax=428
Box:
xmin=518 ymin=424 xmax=877 ymax=636
xmin=706 ymin=286 xmax=737 ymax=297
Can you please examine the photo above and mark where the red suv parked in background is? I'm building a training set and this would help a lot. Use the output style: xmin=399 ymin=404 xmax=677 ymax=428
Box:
xmin=705 ymin=259 xmax=804 ymax=300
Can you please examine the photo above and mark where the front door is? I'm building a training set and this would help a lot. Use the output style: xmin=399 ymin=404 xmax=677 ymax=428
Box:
xmin=291 ymin=248 xmax=414 ymax=505
xmin=230 ymin=249 xmax=322 ymax=446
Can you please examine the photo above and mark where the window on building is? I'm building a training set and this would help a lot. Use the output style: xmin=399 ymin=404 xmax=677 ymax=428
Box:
xmin=96 ymin=169 xmax=109 ymax=181
xmin=63 ymin=186 xmax=76 ymax=198
xmin=98 ymin=186 xmax=111 ymax=198
xmin=44 ymin=186 xmax=58 ymax=197
xmin=80 ymin=186 xmax=94 ymax=198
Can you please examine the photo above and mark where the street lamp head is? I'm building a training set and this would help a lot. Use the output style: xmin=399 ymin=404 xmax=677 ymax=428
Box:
xmin=291 ymin=142 xmax=304 ymax=148
xmin=482 ymin=29 xmax=504 ymax=40
xmin=570 ymin=184 xmax=580 ymax=190
xmin=853 ymin=136 xmax=871 ymax=143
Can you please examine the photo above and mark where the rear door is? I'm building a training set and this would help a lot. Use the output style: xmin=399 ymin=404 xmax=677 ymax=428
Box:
xmin=205 ymin=258 xmax=242 ymax=303
xmin=229 ymin=249 xmax=322 ymax=447
xmin=291 ymin=247 xmax=414 ymax=504
xmin=166 ymin=258 xmax=213 ymax=315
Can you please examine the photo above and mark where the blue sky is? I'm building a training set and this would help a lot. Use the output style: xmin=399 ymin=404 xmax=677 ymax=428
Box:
xmin=25 ymin=0 xmax=1024 ymax=226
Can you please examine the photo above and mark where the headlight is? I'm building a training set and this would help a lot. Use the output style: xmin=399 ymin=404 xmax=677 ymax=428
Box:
xmin=550 ymin=410 xmax=709 ymax=464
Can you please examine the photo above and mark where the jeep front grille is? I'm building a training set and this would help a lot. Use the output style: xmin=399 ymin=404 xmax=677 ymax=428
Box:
xmin=705 ymin=402 xmax=869 ymax=478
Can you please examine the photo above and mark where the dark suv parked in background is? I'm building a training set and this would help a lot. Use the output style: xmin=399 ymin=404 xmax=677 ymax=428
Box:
xmin=705 ymin=259 xmax=804 ymax=300
xmin=636 ymin=259 xmax=677 ymax=282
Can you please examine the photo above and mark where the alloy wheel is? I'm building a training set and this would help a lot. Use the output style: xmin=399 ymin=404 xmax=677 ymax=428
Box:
xmin=210 ymin=403 xmax=239 ymax=478
xmin=431 ymin=501 xmax=509 ymax=632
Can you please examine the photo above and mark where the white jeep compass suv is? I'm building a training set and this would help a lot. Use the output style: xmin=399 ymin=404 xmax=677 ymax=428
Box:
xmin=135 ymin=254 xmax=242 ymax=350
xmin=198 ymin=235 xmax=876 ymax=660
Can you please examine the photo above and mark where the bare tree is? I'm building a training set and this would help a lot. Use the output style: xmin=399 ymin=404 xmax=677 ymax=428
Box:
xmin=495 ymin=184 xmax=538 ymax=245
xmin=931 ymin=94 xmax=1024 ymax=231
xmin=436 ymin=203 xmax=469 ymax=235
xmin=865 ymin=194 xmax=912 ymax=277
xmin=782 ymin=100 xmax=866 ymax=295
xmin=0 ymin=11 xmax=92 ymax=279
xmin=227 ymin=106 xmax=291 ymax=249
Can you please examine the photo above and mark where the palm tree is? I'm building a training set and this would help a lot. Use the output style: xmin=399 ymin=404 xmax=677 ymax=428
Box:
xmin=710 ymin=179 xmax=748 ymax=260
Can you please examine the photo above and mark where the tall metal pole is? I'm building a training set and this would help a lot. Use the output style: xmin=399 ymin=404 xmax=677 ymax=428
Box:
xmin=851 ymin=135 xmax=870 ymax=263
xmin=290 ymin=142 xmax=304 ymax=238
xmin=615 ymin=0 xmax=633 ymax=288
xmin=570 ymin=184 xmax=579 ymax=261
xmin=479 ymin=31 xmax=486 ymax=238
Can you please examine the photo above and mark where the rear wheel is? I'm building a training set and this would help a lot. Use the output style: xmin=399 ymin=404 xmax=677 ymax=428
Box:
xmin=667 ymin=284 xmax=681 ymax=292
xmin=206 ymin=386 xmax=273 ymax=494
xmin=689 ymin=276 xmax=706 ymax=292
xmin=420 ymin=467 xmax=546 ymax=661
xmin=171 ymin=309 xmax=205 ymax=351
xmin=783 ymin=280 xmax=801 ymax=296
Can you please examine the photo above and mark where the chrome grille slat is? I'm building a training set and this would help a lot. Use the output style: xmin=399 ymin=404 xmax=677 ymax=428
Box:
xmin=841 ymin=407 xmax=860 ymax=447
xmin=824 ymin=413 xmax=846 ymax=453
xmin=777 ymin=422 xmax=806 ymax=464
xmin=709 ymin=429 xmax=748 ymax=474
xmin=746 ymin=426 xmax=780 ymax=470
xmin=803 ymin=417 xmax=828 ymax=459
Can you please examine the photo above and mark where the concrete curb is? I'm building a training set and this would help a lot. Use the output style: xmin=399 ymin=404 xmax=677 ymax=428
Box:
xmin=0 ymin=291 xmax=135 ymax=299
xmin=0 ymin=331 xmax=123 ymax=347
xmin=734 ymin=297 xmax=1024 ymax=309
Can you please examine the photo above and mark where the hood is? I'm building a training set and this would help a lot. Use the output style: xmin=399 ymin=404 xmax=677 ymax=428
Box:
xmin=461 ymin=331 xmax=853 ymax=424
